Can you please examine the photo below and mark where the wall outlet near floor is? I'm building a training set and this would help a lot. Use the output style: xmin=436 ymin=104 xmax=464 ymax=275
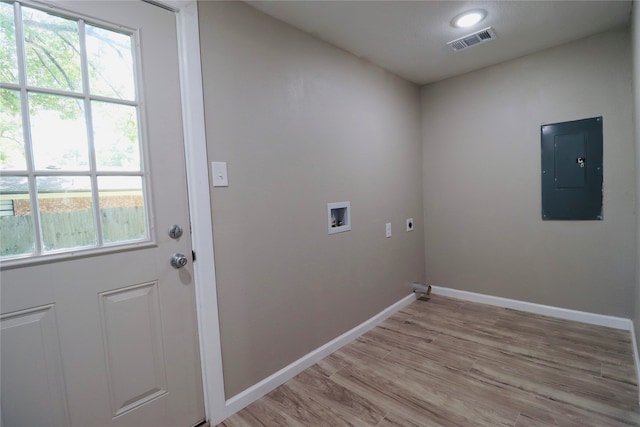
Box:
xmin=385 ymin=222 xmax=392 ymax=238
xmin=406 ymin=218 xmax=414 ymax=232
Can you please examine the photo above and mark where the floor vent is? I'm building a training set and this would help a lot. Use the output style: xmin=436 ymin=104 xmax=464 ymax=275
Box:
xmin=447 ymin=27 xmax=496 ymax=51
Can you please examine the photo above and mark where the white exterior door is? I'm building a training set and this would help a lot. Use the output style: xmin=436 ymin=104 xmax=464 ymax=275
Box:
xmin=0 ymin=1 xmax=205 ymax=426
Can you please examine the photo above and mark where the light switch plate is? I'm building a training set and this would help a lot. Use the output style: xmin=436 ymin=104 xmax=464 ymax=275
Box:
xmin=385 ymin=222 xmax=392 ymax=238
xmin=212 ymin=162 xmax=228 ymax=187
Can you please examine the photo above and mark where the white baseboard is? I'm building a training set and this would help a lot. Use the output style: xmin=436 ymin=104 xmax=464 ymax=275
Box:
xmin=431 ymin=285 xmax=632 ymax=330
xmin=630 ymin=322 xmax=640 ymax=405
xmin=219 ymin=293 xmax=415 ymax=420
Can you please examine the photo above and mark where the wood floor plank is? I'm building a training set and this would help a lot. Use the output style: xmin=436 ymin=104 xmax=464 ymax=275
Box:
xmin=288 ymin=365 xmax=386 ymax=426
xmin=429 ymin=332 xmax=602 ymax=377
xmin=315 ymin=353 xmax=349 ymax=378
xmin=604 ymin=362 xmax=640 ymax=386
xmin=332 ymin=365 xmax=506 ymax=427
xmin=349 ymin=335 xmax=394 ymax=360
xmin=332 ymin=346 xmax=520 ymax=426
xmin=220 ymin=398 xmax=304 ymax=427
xmin=468 ymin=361 xmax=640 ymax=426
xmin=376 ymin=333 xmax=477 ymax=372
xmin=513 ymin=412 xmax=557 ymax=427
xmin=263 ymin=383 xmax=350 ymax=426
xmin=540 ymin=335 xmax=633 ymax=365
xmin=375 ymin=333 xmax=473 ymax=371
xmin=375 ymin=411 xmax=424 ymax=427
xmin=216 ymin=295 xmax=640 ymax=427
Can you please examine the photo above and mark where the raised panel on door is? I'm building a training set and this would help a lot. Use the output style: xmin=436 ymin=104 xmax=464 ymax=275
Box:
xmin=1 ymin=305 xmax=70 ymax=427
xmin=99 ymin=282 xmax=168 ymax=417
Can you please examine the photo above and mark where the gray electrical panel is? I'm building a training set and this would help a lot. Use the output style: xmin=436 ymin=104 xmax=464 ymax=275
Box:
xmin=541 ymin=117 xmax=603 ymax=220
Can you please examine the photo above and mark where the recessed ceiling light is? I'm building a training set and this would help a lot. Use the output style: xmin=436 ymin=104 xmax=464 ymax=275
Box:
xmin=452 ymin=10 xmax=486 ymax=28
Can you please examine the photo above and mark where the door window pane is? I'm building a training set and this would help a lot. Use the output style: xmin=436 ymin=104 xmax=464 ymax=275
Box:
xmin=86 ymin=25 xmax=135 ymax=100
xmin=22 ymin=6 xmax=82 ymax=92
xmin=37 ymin=176 xmax=96 ymax=252
xmin=0 ymin=89 xmax=27 ymax=170
xmin=0 ymin=2 xmax=18 ymax=84
xmin=29 ymin=93 xmax=89 ymax=170
xmin=92 ymin=101 xmax=141 ymax=171
xmin=0 ymin=176 xmax=34 ymax=258
xmin=1 ymin=3 xmax=150 ymax=261
xmin=99 ymin=176 xmax=146 ymax=244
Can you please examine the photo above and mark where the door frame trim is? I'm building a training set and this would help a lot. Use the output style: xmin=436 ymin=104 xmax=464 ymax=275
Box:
xmin=157 ymin=1 xmax=226 ymax=423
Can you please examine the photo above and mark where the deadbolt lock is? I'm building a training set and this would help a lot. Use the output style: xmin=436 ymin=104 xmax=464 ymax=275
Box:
xmin=169 ymin=224 xmax=184 ymax=239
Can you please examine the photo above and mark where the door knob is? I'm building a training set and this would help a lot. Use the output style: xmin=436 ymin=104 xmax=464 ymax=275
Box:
xmin=170 ymin=253 xmax=188 ymax=269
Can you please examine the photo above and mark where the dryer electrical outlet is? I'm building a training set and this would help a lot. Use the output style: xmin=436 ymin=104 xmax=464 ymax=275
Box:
xmin=406 ymin=218 xmax=414 ymax=232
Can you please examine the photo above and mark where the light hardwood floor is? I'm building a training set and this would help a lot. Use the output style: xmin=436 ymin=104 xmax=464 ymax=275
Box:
xmin=216 ymin=295 xmax=640 ymax=426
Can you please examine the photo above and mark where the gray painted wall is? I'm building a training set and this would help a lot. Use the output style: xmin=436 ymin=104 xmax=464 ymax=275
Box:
xmin=198 ymin=1 xmax=424 ymax=398
xmin=633 ymin=2 xmax=640 ymax=356
xmin=421 ymin=29 xmax=635 ymax=317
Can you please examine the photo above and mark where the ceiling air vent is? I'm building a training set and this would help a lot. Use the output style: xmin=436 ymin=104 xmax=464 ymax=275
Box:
xmin=447 ymin=27 xmax=496 ymax=52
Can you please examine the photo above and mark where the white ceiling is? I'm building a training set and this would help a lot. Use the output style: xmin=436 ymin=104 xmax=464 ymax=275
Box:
xmin=247 ymin=1 xmax=632 ymax=85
